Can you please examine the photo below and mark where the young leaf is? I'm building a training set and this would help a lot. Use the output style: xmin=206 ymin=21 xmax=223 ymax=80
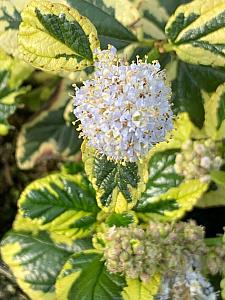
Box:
xmin=56 ymin=251 xmax=126 ymax=300
xmin=67 ymin=0 xmax=137 ymax=49
xmin=0 ymin=230 xmax=91 ymax=300
xmin=16 ymin=80 xmax=81 ymax=169
xmin=18 ymin=173 xmax=98 ymax=239
xmin=165 ymin=0 xmax=225 ymax=67
xmin=204 ymin=83 xmax=225 ymax=139
xmin=18 ymin=0 xmax=100 ymax=72
xmin=82 ymin=141 xmax=147 ymax=213
xmin=122 ymin=276 xmax=160 ymax=300
xmin=106 ymin=212 xmax=136 ymax=227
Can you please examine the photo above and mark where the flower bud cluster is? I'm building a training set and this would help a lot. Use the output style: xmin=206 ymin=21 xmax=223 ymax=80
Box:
xmin=74 ymin=45 xmax=173 ymax=162
xmin=175 ymin=139 xmax=223 ymax=183
xmin=103 ymin=221 xmax=206 ymax=282
xmin=206 ymin=244 xmax=225 ymax=275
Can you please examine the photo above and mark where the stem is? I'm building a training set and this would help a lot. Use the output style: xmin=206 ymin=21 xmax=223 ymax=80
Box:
xmin=136 ymin=39 xmax=155 ymax=48
xmin=162 ymin=43 xmax=174 ymax=53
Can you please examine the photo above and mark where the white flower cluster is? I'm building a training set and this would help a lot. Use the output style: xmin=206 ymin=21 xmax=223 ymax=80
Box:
xmin=157 ymin=266 xmax=217 ymax=300
xmin=74 ymin=45 xmax=173 ymax=162
xmin=175 ymin=139 xmax=223 ymax=183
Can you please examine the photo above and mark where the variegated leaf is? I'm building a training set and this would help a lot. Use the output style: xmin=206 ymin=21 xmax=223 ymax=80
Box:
xmin=82 ymin=141 xmax=147 ymax=213
xmin=165 ymin=0 xmax=225 ymax=67
xmin=18 ymin=0 xmax=100 ymax=72
xmin=18 ymin=173 xmax=98 ymax=239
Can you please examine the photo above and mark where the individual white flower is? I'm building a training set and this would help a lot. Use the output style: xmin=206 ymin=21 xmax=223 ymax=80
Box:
xmin=74 ymin=45 xmax=173 ymax=162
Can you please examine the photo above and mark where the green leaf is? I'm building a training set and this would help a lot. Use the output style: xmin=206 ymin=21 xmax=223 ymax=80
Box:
xmin=211 ymin=170 xmax=225 ymax=188
xmin=0 ymin=230 xmax=91 ymax=300
xmin=171 ymin=60 xmax=225 ymax=127
xmin=122 ymin=276 xmax=160 ymax=300
xmin=18 ymin=0 xmax=100 ymax=72
xmin=197 ymin=186 xmax=225 ymax=208
xmin=67 ymin=0 xmax=137 ymax=50
xmin=158 ymin=0 xmax=190 ymax=16
xmin=16 ymin=80 xmax=81 ymax=169
xmin=138 ymin=180 xmax=208 ymax=221
xmin=137 ymin=149 xmax=183 ymax=205
xmin=134 ymin=0 xmax=169 ymax=40
xmin=106 ymin=212 xmax=136 ymax=227
xmin=82 ymin=141 xmax=147 ymax=213
xmin=56 ymin=251 xmax=126 ymax=300
xmin=18 ymin=173 xmax=98 ymax=239
xmin=204 ymin=83 xmax=225 ymax=139
xmin=0 ymin=50 xmax=32 ymax=134
xmin=165 ymin=0 xmax=225 ymax=67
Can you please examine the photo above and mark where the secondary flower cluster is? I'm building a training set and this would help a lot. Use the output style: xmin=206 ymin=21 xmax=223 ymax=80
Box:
xmin=175 ymin=139 xmax=223 ymax=183
xmin=74 ymin=45 xmax=173 ymax=162
xmin=103 ymin=221 xmax=206 ymax=281
xmin=102 ymin=221 xmax=217 ymax=299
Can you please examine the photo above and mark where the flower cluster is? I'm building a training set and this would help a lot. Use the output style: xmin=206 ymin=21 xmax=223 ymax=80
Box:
xmin=102 ymin=221 xmax=206 ymax=282
xmin=74 ymin=45 xmax=173 ymax=162
xmin=206 ymin=243 xmax=225 ymax=275
xmin=156 ymin=267 xmax=216 ymax=300
xmin=175 ymin=139 xmax=223 ymax=183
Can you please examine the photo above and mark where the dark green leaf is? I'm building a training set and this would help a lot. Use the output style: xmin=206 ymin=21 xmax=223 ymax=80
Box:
xmin=138 ymin=149 xmax=183 ymax=206
xmin=172 ymin=60 xmax=225 ymax=127
xmin=1 ymin=231 xmax=91 ymax=297
xmin=56 ymin=252 xmax=125 ymax=300
xmin=35 ymin=9 xmax=93 ymax=60
xmin=67 ymin=0 xmax=137 ymax=49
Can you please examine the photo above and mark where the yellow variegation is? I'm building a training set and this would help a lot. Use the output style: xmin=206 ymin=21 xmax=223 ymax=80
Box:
xmin=18 ymin=0 xmax=100 ymax=72
xmin=122 ymin=276 xmax=161 ymax=300
xmin=18 ymin=173 xmax=98 ymax=239
xmin=165 ymin=0 xmax=225 ymax=67
xmin=16 ymin=80 xmax=81 ymax=169
xmin=82 ymin=140 xmax=148 ymax=213
xmin=138 ymin=179 xmax=208 ymax=222
xmin=204 ymin=83 xmax=225 ymax=140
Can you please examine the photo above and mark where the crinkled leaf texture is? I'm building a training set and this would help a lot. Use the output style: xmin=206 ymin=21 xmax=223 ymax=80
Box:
xmin=16 ymin=80 xmax=81 ymax=169
xmin=56 ymin=251 xmax=126 ymax=300
xmin=18 ymin=173 xmax=98 ymax=239
xmin=165 ymin=0 xmax=225 ymax=67
xmin=18 ymin=0 xmax=100 ymax=72
xmin=82 ymin=141 xmax=148 ymax=213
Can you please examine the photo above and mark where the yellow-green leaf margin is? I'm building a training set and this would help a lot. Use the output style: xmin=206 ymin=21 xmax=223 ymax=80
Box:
xmin=18 ymin=0 xmax=100 ymax=72
xmin=204 ymin=82 xmax=225 ymax=140
xmin=165 ymin=0 xmax=225 ymax=67
xmin=122 ymin=276 xmax=161 ymax=300
xmin=82 ymin=141 xmax=148 ymax=213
